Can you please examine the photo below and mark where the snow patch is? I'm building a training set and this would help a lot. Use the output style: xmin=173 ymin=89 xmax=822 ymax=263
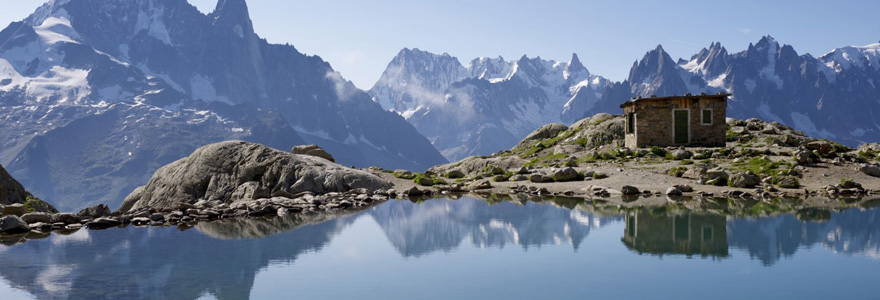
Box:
xmin=189 ymin=74 xmax=230 ymax=104
xmin=790 ymin=112 xmax=836 ymax=139
xmin=135 ymin=5 xmax=172 ymax=45
xmin=33 ymin=12 xmax=81 ymax=45
xmin=756 ymin=104 xmax=783 ymax=123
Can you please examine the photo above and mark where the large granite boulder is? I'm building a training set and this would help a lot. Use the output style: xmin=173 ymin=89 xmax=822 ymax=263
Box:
xmin=119 ymin=141 xmax=391 ymax=213
xmin=0 ymin=164 xmax=56 ymax=213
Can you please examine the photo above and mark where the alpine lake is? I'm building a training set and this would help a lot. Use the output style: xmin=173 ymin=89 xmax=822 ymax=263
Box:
xmin=1 ymin=194 xmax=879 ymax=299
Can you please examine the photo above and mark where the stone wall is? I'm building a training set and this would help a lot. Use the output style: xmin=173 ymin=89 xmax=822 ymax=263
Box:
xmin=623 ymin=97 xmax=726 ymax=148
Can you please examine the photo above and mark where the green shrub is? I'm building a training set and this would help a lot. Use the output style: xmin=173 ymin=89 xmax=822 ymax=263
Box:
xmin=649 ymin=146 xmax=667 ymax=157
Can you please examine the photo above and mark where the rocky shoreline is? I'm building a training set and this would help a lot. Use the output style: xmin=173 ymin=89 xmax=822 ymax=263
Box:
xmin=2 ymin=116 xmax=880 ymax=241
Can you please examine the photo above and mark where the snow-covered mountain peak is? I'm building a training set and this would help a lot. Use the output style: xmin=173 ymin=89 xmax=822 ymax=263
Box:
xmin=820 ymin=42 xmax=880 ymax=72
xmin=564 ymin=53 xmax=589 ymax=80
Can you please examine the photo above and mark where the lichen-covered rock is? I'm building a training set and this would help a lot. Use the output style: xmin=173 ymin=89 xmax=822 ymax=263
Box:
xmin=119 ymin=141 xmax=391 ymax=213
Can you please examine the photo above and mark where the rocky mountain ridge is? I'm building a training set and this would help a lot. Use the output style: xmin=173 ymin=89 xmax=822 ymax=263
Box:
xmin=369 ymin=48 xmax=610 ymax=161
xmin=372 ymin=36 xmax=880 ymax=162
xmin=0 ymin=0 xmax=446 ymax=210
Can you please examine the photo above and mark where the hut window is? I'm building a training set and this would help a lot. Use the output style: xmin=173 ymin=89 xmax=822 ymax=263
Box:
xmin=701 ymin=109 xmax=712 ymax=125
xmin=626 ymin=113 xmax=635 ymax=134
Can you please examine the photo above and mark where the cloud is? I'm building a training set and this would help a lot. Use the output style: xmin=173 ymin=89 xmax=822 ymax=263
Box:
xmin=669 ymin=39 xmax=702 ymax=47
xmin=738 ymin=28 xmax=753 ymax=34
xmin=325 ymin=70 xmax=360 ymax=102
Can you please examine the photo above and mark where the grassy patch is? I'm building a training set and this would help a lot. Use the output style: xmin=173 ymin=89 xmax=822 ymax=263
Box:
xmin=667 ymin=166 xmax=688 ymax=177
xmin=732 ymin=157 xmax=792 ymax=177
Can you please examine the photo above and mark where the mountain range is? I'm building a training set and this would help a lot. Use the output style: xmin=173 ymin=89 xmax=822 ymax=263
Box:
xmin=0 ymin=0 xmax=446 ymax=211
xmin=370 ymin=37 xmax=880 ymax=161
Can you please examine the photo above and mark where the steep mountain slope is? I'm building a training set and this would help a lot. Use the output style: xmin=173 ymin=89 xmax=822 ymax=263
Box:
xmin=369 ymin=48 xmax=610 ymax=161
xmin=584 ymin=36 xmax=880 ymax=146
xmin=0 ymin=0 xmax=445 ymax=210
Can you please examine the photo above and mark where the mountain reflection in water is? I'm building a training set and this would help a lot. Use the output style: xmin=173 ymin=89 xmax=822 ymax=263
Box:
xmin=0 ymin=196 xmax=878 ymax=299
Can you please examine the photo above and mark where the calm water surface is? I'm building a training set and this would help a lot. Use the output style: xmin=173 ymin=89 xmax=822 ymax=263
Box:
xmin=1 ymin=197 xmax=879 ymax=299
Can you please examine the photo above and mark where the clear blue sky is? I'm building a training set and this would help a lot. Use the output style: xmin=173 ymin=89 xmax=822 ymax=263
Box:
xmin=4 ymin=0 xmax=879 ymax=89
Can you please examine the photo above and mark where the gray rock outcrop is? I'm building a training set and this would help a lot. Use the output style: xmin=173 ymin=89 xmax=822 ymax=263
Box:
xmin=119 ymin=141 xmax=391 ymax=213
xmin=0 ymin=164 xmax=56 ymax=213
xmin=516 ymin=123 xmax=569 ymax=148
xmin=291 ymin=144 xmax=336 ymax=162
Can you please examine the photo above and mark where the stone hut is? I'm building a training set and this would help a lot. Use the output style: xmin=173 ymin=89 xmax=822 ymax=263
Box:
xmin=620 ymin=93 xmax=729 ymax=148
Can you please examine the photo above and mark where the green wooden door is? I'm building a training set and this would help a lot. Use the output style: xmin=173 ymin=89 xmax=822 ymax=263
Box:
xmin=674 ymin=110 xmax=689 ymax=144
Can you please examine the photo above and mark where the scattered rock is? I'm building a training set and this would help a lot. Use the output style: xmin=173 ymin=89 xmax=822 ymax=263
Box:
xmin=794 ymin=150 xmax=814 ymax=165
xmin=529 ymin=174 xmax=553 ymax=183
xmin=702 ymin=167 xmax=729 ymax=186
xmin=445 ymin=170 xmax=465 ymax=179
xmin=805 ymin=141 xmax=834 ymax=156
xmin=20 ymin=212 xmax=52 ymax=224
xmin=665 ymin=187 xmax=682 ymax=196
xmin=673 ymin=185 xmax=694 ymax=193
xmin=838 ymin=179 xmax=863 ymax=190
xmin=77 ymin=204 xmax=111 ymax=219
xmin=467 ymin=180 xmax=492 ymax=190
xmin=621 ymin=185 xmax=640 ymax=195
xmin=403 ymin=186 xmax=423 ymax=197
xmin=0 ymin=215 xmax=30 ymax=234
xmin=414 ymin=176 xmax=434 ymax=186
xmin=682 ymin=167 xmax=707 ymax=180
xmin=859 ymin=164 xmax=880 ymax=177
xmin=51 ymin=213 xmax=81 ymax=224
xmin=291 ymin=144 xmax=335 ymax=162
xmin=552 ymin=167 xmax=579 ymax=182
xmin=672 ymin=149 xmax=692 ymax=160
xmin=87 ymin=218 xmax=122 ymax=229
xmin=777 ymin=176 xmax=800 ymax=189
xmin=730 ymin=172 xmax=760 ymax=188
xmin=509 ymin=175 xmax=528 ymax=182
